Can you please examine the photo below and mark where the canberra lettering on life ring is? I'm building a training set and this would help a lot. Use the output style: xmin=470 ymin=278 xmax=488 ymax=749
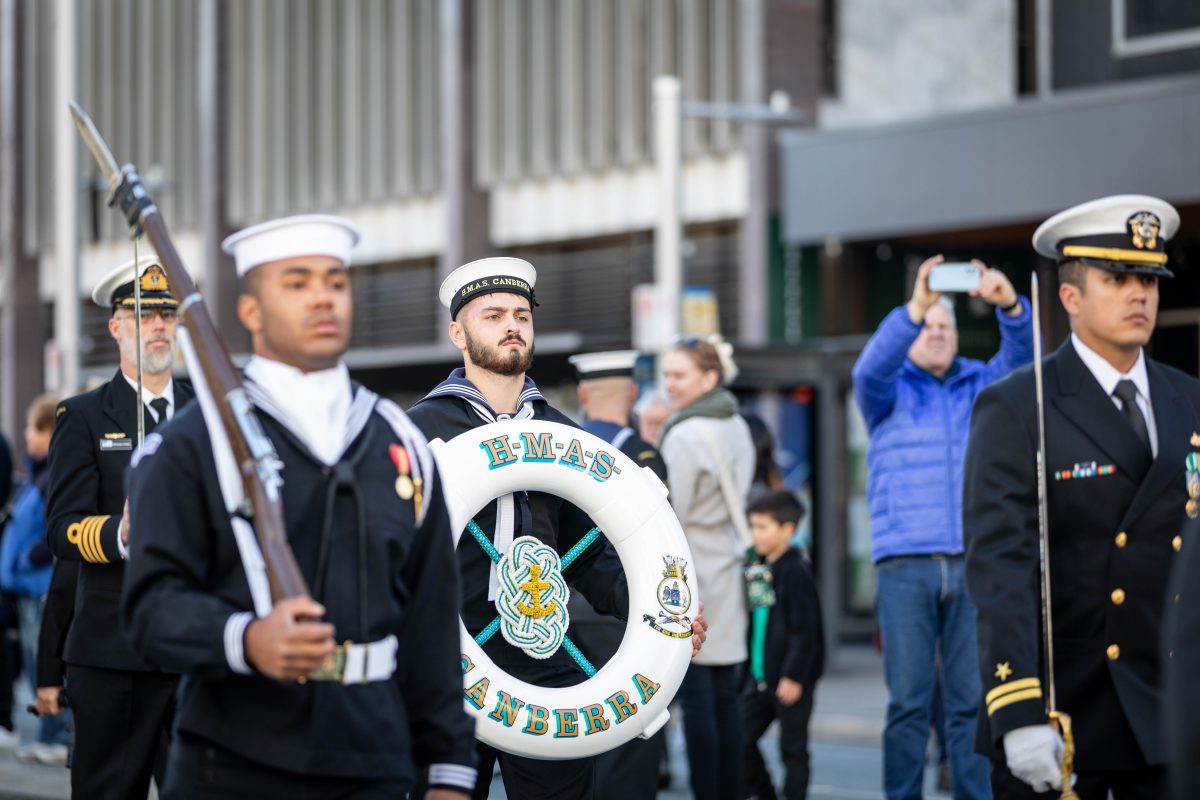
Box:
xmin=430 ymin=420 xmax=699 ymax=760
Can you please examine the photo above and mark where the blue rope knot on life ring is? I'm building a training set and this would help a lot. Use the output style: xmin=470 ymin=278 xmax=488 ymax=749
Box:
xmin=495 ymin=536 xmax=571 ymax=659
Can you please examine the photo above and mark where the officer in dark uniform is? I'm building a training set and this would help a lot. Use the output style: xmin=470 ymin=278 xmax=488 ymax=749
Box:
xmin=121 ymin=215 xmax=476 ymax=799
xmin=407 ymin=258 xmax=706 ymax=800
xmin=46 ymin=256 xmax=194 ymax=798
xmin=567 ymin=349 xmax=670 ymax=799
xmin=964 ymin=195 xmax=1200 ymax=799
xmin=1165 ymin=512 xmax=1200 ymax=799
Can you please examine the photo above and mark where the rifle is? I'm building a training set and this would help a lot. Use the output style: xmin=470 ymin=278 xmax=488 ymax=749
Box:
xmin=69 ymin=101 xmax=308 ymax=603
xmin=1031 ymin=272 xmax=1078 ymax=799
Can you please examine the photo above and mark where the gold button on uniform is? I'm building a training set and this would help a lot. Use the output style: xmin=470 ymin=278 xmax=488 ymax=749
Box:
xmin=1111 ymin=588 xmax=1126 ymax=605
xmin=1115 ymin=532 xmax=1128 ymax=548
xmin=1107 ymin=644 xmax=1121 ymax=661
xmin=1173 ymin=536 xmax=1182 ymax=552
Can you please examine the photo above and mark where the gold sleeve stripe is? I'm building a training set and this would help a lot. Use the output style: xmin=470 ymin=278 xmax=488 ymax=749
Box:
xmin=987 ymin=687 xmax=1043 ymax=715
xmin=84 ymin=517 xmax=102 ymax=562
xmin=66 ymin=522 xmax=84 ymax=554
xmin=78 ymin=515 xmax=111 ymax=564
xmin=984 ymin=677 xmax=1041 ymax=706
xmin=93 ymin=516 xmax=111 ymax=564
xmin=1059 ymin=245 xmax=1168 ymax=266
xmin=80 ymin=517 xmax=101 ymax=563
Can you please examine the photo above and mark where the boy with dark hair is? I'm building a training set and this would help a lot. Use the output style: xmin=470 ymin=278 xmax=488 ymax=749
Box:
xmin=742 ymin=490 xmax=824 ymax=800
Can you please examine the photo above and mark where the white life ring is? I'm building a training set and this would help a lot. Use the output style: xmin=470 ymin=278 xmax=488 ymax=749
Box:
xmin=430 ymin=420 xmax=698 ymax=760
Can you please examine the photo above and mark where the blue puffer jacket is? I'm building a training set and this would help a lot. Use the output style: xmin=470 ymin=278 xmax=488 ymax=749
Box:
xmin=852 ymin=301 xmax=1033 ymax=563
xmin=0 ymin=457 xmax=52 ymax=598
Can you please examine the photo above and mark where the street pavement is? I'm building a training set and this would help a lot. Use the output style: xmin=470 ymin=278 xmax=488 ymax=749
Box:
xmin=0 ymin=645 xmax=953 ymax=799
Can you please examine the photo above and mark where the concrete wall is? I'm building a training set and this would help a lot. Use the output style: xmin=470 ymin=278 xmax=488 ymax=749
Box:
xmin=820 ymin=0 xmax=1015 ymax=128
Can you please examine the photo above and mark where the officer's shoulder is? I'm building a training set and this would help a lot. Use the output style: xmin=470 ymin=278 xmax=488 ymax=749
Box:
xmin=975 ymin=361 xmax=1036 ymax=416
xmin=1151 ymin=358 xmax=1200 ymax=395
xmin=65 ymin=381 xmax=110 ymax=409
xmin=52 ymin=382 xmax=109 ymax=426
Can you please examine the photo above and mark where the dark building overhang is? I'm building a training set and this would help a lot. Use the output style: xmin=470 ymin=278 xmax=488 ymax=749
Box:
xmin=780 ymin=75 xmax=1200 ymax=246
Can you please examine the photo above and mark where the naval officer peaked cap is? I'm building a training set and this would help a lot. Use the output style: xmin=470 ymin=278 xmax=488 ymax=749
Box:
xmin=568 ymin=350 xmax=640 ymax=381
xmin=440 ymin=256 xmax=538 ymax=319
xmin=1033 ymin=194 xmax=1179 ymax=278
xmin=221 ymin=214 xmax=361 ymax=277
xmin=91 ymin=255 xmax=179 ymax=310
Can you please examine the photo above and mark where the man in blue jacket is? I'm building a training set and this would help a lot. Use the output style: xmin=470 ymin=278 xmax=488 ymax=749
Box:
xmin=852 ymin=255 xmax=1032 ymax=800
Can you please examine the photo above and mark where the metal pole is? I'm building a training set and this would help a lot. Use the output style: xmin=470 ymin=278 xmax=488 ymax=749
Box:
xmin=439 ymin=0 xmax=489 ymax=336
xmin=653 ymin=75 xmax=682 ymax=349
xmin=1036 ymin=0 xmax=1052 ymax=97
xmin=0 ymin=0 xmax=17 ymax=437
xmin=197 ymin=0 xmax=219 ymax=313
xmin=738 ymin=0 xmax=768 ymax=347
xmin=53 ymin=0 xmax=79 ymax=393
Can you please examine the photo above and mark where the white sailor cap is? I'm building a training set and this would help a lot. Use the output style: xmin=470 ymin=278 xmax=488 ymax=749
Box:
xmin=91 ymin=255 xmax=177 ymax=310
xmin=1033 ymin=194 xmax=1179 ymax=277
xmin=568 ymin=350 xmax=640 ymax=381
xmin=439 ymin=257 xmax=538 ymax=319
xmin=221 ymin=214 xmax=361 ymax=277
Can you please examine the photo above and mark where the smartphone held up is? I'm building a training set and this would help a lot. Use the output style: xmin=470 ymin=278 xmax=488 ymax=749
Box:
xmin=928 ymin=262 xmax=982 ymax=293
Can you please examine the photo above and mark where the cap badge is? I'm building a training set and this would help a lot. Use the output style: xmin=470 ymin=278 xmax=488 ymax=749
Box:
xmin=1128 ymin=211 xmax=1161 ymax=251
xmin=139 ymin=264 xmax=169 ymax=293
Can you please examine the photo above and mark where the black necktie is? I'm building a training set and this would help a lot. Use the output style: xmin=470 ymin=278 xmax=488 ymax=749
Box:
xmin=148 ymin=397 xmax=170 ymax=432
xmin=1113 ymin=379 xmax=1151 ymax=455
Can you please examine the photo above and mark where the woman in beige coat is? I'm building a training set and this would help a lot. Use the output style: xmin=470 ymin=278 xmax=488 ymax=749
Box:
xmin=659 ymin=337 xmax=755 ymax=800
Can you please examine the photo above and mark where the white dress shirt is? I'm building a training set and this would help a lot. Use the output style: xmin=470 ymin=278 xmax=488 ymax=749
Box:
xmin=121 ymin=373 xmax=175 ymax=423
xmin=243 ymin=356 xmax=352 ymax=466
xmin=1070 ymin=333 xmax=1157 ymax=457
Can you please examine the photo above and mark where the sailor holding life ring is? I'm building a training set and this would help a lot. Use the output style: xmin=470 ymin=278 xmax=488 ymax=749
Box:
xmin=407 ymin=258 xmax=708 ymax=799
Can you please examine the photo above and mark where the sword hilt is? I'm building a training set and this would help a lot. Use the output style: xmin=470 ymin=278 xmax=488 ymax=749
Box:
xmin=1048 ymin=710 xmax=1078 ymax=800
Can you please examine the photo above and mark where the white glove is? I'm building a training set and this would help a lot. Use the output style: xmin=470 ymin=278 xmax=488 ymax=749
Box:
xmin=1003 ymin=724 xmax=1064 ymax=792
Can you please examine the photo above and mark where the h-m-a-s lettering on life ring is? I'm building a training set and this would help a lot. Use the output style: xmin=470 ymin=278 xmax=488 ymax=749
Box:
xmin=429 ymin=420 xmax=697 ymax=760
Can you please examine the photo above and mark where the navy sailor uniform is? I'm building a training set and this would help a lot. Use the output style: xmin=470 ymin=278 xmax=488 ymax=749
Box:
xmin=407 ymin=369 xmax=629 ymax=799
xmin=121 ymin=379 xmax=476 ymax=793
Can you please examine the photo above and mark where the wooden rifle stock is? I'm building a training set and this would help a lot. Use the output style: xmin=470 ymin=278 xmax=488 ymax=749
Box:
xmin=70 ymin=103 xmax=308 ymax=602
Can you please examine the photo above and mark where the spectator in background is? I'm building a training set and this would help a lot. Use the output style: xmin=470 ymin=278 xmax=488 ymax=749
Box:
xmin=1 ymin=431 xmax=11 ymax=509
xmin=660 ymin=336 xmax=755 ymax=800
xmin=852 ymin=255 xmax=1032 ymax=800
xmin=0 ymin=431 xmax=16 ymax=751
xmin=741 ymin=490 xmax=824 ymax=800
xmin=741 ymin=412 xmax=782 ymax=505
xmin=634 ymin=388 xmax=672 ymax=446
xmin=0 ymin=394 xmax=70 ymax=765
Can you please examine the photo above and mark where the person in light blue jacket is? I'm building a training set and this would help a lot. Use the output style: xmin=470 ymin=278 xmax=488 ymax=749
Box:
xmin=852 ymin=255 xmax=1033 ymax=800
xmin=0 ymin=394 xmax=70 ymax=762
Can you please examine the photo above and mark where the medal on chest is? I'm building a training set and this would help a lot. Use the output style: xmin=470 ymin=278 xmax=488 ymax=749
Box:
xmin=389 ymin=443 xmax=424 ymax=518
xmin=1186 ymin=442 xmax=1200 ymax=519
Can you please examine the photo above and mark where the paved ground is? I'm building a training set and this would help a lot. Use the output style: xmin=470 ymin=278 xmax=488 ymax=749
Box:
xmin=0 ymin=645 xmax=951 ymax=799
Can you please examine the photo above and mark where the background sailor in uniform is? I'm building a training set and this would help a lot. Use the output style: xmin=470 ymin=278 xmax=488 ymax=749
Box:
xmin=44 ymin=256 xmax=193 ymax=799
xmin=964 ymin=195 xmax=1200 ymax=799
xmin=407 ymin=258 xmax=706 ymax=800
xmin=566 ymin=349 xmax=669 ymax=799
xmin=120 ymin=215 xmax=476 ymax=799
